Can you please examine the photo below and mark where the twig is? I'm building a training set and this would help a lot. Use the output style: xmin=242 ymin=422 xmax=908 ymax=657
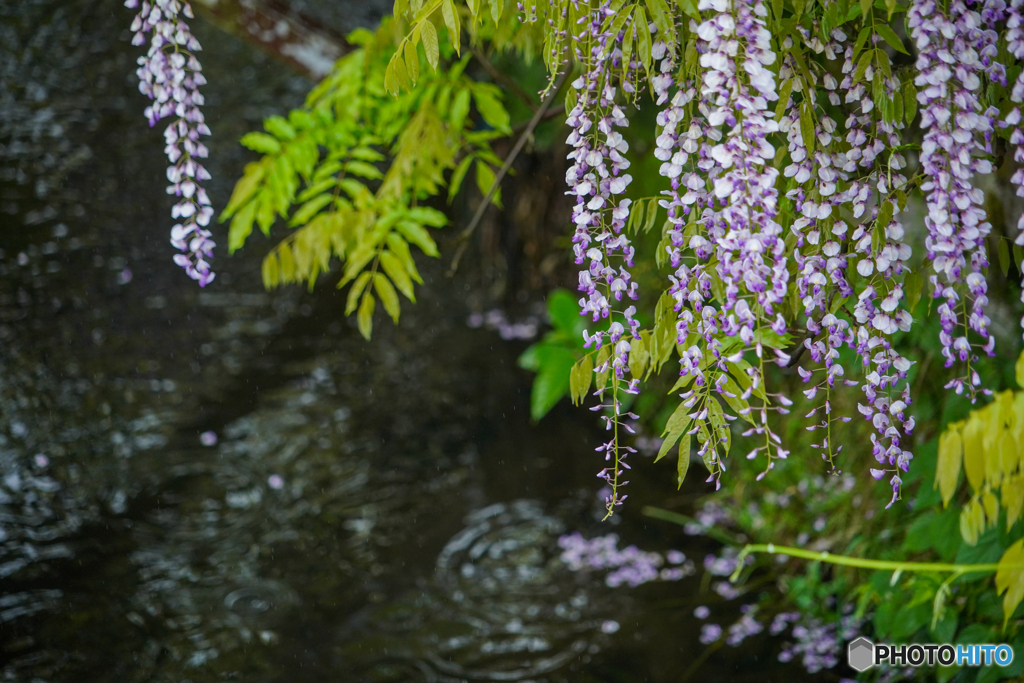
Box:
xmin=471 ymin=46 xmax=538 ymax=111
xmin=447 ymin=69 xmax=570 ymax=276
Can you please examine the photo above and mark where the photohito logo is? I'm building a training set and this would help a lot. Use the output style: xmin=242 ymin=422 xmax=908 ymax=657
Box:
xmin=847 ymin=638 xmax=1015 ymax=671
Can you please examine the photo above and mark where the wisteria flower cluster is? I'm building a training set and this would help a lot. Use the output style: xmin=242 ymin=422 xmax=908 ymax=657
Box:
xmin=565 ymin=3 xmax=642 ymax=517
xmin=126 ymin=0 xmax=215 ymax=286
xmin=557 ymin=532 xmax=693 ymax=587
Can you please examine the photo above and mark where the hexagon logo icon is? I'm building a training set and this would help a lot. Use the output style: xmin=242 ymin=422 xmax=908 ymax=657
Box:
xmin=848 ymin=637 xmax=875 ymax=672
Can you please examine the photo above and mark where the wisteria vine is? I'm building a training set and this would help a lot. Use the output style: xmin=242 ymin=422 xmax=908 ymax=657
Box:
xmin=556 ymin=0 xmax=1024 ymax=511
xmin=126 ymin=0 xmax=215 ymax=286
xmin=566 ymin=3 xmax=642 ymax=517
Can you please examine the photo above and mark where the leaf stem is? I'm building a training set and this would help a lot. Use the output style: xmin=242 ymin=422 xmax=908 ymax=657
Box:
xmin=729 ymin=543 xmax=1014 ymax=583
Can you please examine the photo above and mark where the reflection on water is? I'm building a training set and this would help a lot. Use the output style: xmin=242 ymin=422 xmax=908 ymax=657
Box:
xmin=0 ymin=1 xmax=818 ymax=681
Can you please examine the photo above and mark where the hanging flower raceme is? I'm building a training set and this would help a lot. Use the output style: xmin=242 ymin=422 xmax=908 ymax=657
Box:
xmin=1004 ymin=0 xmax=1024 ymax=339
xmin=566 ymin=4 xmax=641 ymax=516
xmin=697 ymin=0 xmax=791 ymax=481
xmin=909 ymin=0 xmax=999 ymax=390
xmin=126 ymin=0 xmax=215 ymax=286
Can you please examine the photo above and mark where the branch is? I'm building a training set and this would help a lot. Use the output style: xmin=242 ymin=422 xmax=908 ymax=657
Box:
xmin=447 ymin=69 xmax=570 ymax=276
xmin=730 ymin=543 xmax=1012 ymax=583
xmin=471 ymin=46 xmax=539 ymax=112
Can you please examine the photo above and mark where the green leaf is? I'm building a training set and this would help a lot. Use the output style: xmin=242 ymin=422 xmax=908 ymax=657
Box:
xmin=629 ymin=334 xmax=650 ymax=378
xmin=800 ymin=101 xmax=815 ymax=154
xmin=396 ymin=221 xmax=440 ymax=257
xmin=527 ymin=345 xmax=577 ymax=421
xmin=635 ymin=7 xmax=652 ymax=79
xmin=345 ymin=160 xmax=384 ymax=180
xmin=222 ymin=161 xmax=266 ymax=219
xmin=262 ymin=251 xmax=279 ymax=288
xmin=475 ymin=160 xmax=502 ymax=208
xmin=357 ymin=291 xmax=375 ymax=340
xmin=936 ymin=427 xmax=963 ymax=507
xmin=379 ymin=250 xmax=416 ymax=302
xmin=852 ymin=49 xmax=873 ymax=84
xmin=441 ymin=0 xmax=461 ymax=55
xmin=642 ymin=201 xmax=660 ymax=233
xmin=962 ymin=414 xmax=986 ymax=492
xmin=852 ymin=26 xmax=872 ymax=59
xmin=674 ymin=0 xmax=700 ymax=19
xmin=450 ymin=87 xmax=471 ymax=130
xmin=240 ymin=132 xmax=281 ymax=154
xmin=570 ymin=353 xmax=594 ymax=405
xmin=677 ymin=434 xmax=691 ymax=489
xmin=385 ymin=59 xmax=400 ymax=96
xmin=658 ymin=403 xmax=693 ymax=463
xmin=905 ymin=271 xmax=924 ymax=312
xmin=547 ymin=289 xmax=580 ymax=334
xmin=264 ymin=115 xmax=297 ymax=140
xmin=387 ymin=233 xmax=423 ymax=284
xmin=289 ymin=194 xmax=333 ymax=227
xmin=996 ymin=540 xmax=1024 ymax=628
xmin=874 ymin=24 xmax=907 ymax=54
xmin=405 ymin=207 xmax=448 ymax=227
xmin=374 ymin=273 xmax=401 ymax=323
xmin=421 ymin=19 xmax=440 ymax=71
xmin=228 ymin=200 xmax=257 ymax=254
xmin=472 ymin=85 xmax=511 ymax=133
xmin=1016 ymin=350 xmax=1024 ymax=388
xmin=775 ymin=78 xmax=794 ymax=121
xmin=998 ymin=239 xmax=1011 ymax=276
xmin=904 ymin=82 xmax=918 ymax=123
xmin=345 ymin=271 xmax=373 ymax=315
xmin=404 ymin=39 xmax=420 ymax=85
xmin=449 ymin=155 xmax=474 ymax=201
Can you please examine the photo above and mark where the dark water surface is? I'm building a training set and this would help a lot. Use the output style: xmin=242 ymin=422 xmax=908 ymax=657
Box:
xmin=0 ymin=2 xmax=819 ymax=681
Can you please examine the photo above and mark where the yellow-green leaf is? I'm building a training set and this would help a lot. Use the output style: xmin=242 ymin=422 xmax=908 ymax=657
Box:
xmin=996 ymin=539 xmax=1024 ymax=628
xmin=228 ymin=200 xmax=258 ymax=254
xmin=628 ymin=334 xmax=649 ymax=378
xmin=962 ymin=415 xmax=986 ymax=492
xmin=345 ymin=271 xmax=373 ymax=315
xmin=387 ymin=233 xmax=423 ymax=284
xmin=261 ymin=251 xmax=279 ymax=289
xmin=396 ymin=221 xmax=440 ymax=257
xmin=379 ymin=250 xmax=416 ymax=302
xmin=222 ymin=161 xmax=266 ymax=219
xmin=1016 ymin=350 xmax=1024 ymax=388
xmin=936 ymin=427 xmax=963 ymax=507
xmin=357 ymin=292 xmax=375 ymax=340
xmin=404 ymin=40 xmax=420 ymax=84
xmin=983 ymin=491 xmax=1000 ymax=528
xmin=421 ymin=19 xmax=440 ymax=70
xmin=570 ymin=354 xmax=594 ymax=406
xmin=441 ymin=0 xmax=461 ymax=55
xmin=374 ymin=273 xmax=401 ymax=323
xmin=677 ymin=434 xmax=691 ymax=489
xmin=1004 ymin=474 xmax=1024 ymax=530
xmin=960 ymin=498 xmax=982 ymax=546
xmin=289 ymin=194 xmax=333 ymax=227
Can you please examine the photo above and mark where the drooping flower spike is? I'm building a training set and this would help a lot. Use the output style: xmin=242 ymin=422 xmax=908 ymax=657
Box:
xmin=126 ymin=0 xmax=215 ymax=286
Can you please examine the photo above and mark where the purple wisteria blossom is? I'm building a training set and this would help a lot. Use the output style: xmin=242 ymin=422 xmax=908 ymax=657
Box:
xmin=1004 ymin=0 xmax=1024 ymax=338
xmin=557 ymin=532 xmax=693 ymax=587
xmin=565 ymin=3 xmax=641 ymax=516
xmin=909 ymin=0 xmax=1000 ymax=389
xmin=652 ymin=0 xmax=791 ymax=488
xmin=126 ymin=0 xmax=215 ymax=286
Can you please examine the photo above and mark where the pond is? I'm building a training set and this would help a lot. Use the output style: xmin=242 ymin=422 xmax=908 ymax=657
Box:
xmin=0 ymin=1 xmax=823 ymax=680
